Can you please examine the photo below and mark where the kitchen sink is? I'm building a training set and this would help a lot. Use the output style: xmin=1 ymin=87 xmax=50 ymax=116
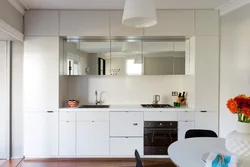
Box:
xmin=78 ymin=105 xmax=110 ymax=108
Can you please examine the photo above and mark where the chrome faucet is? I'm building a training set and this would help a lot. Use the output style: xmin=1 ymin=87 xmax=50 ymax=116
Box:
xmin=95 ymin=91 xmax=101 ymax=105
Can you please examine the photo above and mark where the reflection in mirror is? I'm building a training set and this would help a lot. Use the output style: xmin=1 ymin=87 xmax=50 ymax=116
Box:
xmin=143 ymin=40 xmax=186 ymax=75
xmin=63 ymin=39 xmax=111 ymax=75
xmin=111 ymin=40 xmax=143 ymax=75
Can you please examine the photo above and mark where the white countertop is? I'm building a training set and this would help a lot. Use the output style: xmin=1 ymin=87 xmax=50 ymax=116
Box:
xmin=59 ymin=104 xmax=194 ymax=112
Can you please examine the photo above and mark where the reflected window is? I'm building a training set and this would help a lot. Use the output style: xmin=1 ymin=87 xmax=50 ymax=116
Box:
xmin=126 ymin=59 xmax=142 ymax=75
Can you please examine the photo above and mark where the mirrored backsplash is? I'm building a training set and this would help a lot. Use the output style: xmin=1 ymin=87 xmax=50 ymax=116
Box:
xmin=61 ymin=37 xmax=189 ymax=76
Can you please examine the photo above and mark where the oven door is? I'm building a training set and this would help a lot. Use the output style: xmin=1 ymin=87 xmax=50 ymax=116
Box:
xmin=144 ymin=128 xmax=178 ymax=155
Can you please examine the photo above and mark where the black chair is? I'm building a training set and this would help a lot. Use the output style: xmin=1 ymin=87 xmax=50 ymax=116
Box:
xmin=185 ymin=129 xmax=218 ymax=139
xmin=135 ymin=149 xmax=143 ymax=167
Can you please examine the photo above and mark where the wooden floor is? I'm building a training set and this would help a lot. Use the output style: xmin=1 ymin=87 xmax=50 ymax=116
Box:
xmin=1 ymin=158 xmax=23 ymax=167
xmin=15 ymin=159 xmax=176 ymax=167
xmin=0 ymin=160 xmax=7 ymax=166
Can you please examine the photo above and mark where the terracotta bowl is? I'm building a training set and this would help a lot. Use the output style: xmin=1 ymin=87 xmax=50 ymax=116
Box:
xmin=66 ymin=100 xmax=79 ymax=108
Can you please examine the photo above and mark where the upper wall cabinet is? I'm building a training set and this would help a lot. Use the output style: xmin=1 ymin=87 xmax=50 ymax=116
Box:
xmin=25 ymin=10 xmax=59 ymax=36
xmin=110 ymin=11 xmax=143 ymax=36
xmin=144 ymin=10 xmax=194 ymax=36
xmin=195 ymin=10 xmax=219 ymax=36
xmin=59 ymin=11 xmax=110 ymax=36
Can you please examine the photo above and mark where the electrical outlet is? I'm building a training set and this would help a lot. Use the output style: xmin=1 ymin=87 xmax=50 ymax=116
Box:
xmin=172 ymin=91 xmax=178 ymax=96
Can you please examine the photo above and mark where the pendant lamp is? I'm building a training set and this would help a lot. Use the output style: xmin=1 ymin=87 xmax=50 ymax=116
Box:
xmin=122 ymin=0 xmax=157 ymax=28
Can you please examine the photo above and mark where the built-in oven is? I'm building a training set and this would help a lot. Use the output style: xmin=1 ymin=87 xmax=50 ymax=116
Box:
xmin=144 ymin=121 xmax=178 ymax=155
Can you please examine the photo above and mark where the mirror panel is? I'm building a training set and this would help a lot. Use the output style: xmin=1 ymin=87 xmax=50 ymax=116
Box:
xmin=63 ymin=38 xmax=187 ymax=76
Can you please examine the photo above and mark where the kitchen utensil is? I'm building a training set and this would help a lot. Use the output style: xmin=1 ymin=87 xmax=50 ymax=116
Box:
xmin=66 ymin=100 xmax=79 ymax=108
xmin=153 ymin=95 xmax=160 ymax=104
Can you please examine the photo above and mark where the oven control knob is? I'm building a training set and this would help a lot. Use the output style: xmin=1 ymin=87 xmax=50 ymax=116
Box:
xmin=160 ymin=123 xmax=163 ymax=126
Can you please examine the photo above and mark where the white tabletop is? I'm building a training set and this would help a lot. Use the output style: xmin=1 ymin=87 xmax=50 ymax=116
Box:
xmin=168 ymin=138 xmax=231 ymax=167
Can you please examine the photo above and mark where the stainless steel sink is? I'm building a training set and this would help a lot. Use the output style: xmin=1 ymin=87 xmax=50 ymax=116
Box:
xmin=78 ymin=105 xmax=110 ymax=108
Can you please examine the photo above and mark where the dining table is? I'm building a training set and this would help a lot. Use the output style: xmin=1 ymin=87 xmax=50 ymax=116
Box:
xmin=168 ymin=137 xmax=247 ymax=167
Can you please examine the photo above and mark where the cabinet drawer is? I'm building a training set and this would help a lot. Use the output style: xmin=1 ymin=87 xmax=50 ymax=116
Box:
xmin=110 ymin=112 xmax=143 ymax=137
xmin=178 ymin=121 xmax=195 ymax=140
xmin=144 ymin=112 xmax=178 ymax=121
xmin=178 ymin=112 xmax=194 ymax=121
xmin=110 ymin=138 xmax=143 ymax=156
xmin=59 ymin=111 xmax=75 ymax=122
xmin=76 ymin=111 xmax=109 ymax=122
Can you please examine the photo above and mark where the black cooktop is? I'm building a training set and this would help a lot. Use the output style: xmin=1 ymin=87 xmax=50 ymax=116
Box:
xmin=141 ymin=104 xmax=175 ymax=108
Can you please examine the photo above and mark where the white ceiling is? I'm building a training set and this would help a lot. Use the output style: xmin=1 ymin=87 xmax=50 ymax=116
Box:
xmin=0 ymin=30 xmax=17 ymax=40
xmin=20 ymin=0 xmax=230 ymax=10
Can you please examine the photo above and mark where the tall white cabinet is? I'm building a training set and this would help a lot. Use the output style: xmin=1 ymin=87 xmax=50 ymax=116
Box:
xmin=23 ymin=36 xmax=60 ymax=157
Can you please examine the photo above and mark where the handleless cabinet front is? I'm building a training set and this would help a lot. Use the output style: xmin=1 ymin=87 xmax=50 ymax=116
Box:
xmin=110 ymin=112 xmax=143 ymax=137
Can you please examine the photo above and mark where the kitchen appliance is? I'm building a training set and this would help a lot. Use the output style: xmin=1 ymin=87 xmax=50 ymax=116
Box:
xmin=144 ymin=121 xmax=178 ymax=155
xmin=153 ymin=95 xmax=160 ymax=104
xmin=141 ymin=104 xmax=174 ymax=108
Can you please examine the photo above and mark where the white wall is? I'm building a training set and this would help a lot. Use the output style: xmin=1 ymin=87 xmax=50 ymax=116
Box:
xmin=11 ymin=41 xmax=24 ymax=158
xmin=67 ymin=75 xmax=193 ymax=106
xmin=220 ymin=4 xmax=250 ymax=137
xmin=0 ymin=0 xmax=23 ymax=33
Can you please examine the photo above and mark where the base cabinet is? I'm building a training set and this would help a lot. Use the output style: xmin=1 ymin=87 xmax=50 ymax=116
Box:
xmin=76 ymin=122 xmax=109 ymax=156
xmin=110 ymin=138 xmax=143 ymax=156
xmin=195 ymin=112 xmax=218 ymax=135
xmin=24 ymin=112 xmax=58 ymax=157
xmin=178 ymin=121 xmax=195 ymax=140
xmin=59 ymin=122 xmax=76 ymax=156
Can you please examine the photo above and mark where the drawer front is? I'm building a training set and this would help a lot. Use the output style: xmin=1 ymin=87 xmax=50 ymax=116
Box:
xmin=144 ymin=112 xmax=178 ymax=121
xmin=59 ymin=111 xmax=75 ymax=122
xmin=178 ymin=112 xmax=194 ymax=121
xmin=110 ymin=137 xmax=143 ymax=156
xmin=76 ymin=111 xmax=109 ymax=122
xmin=110 ymin=112 xmax=143 ymax=137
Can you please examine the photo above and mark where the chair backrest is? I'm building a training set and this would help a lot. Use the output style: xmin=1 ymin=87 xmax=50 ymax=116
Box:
xmin=185 ymin=129 xmax=218 ymax=139
xmin=135 ymin=149 xmax=143 ymax=167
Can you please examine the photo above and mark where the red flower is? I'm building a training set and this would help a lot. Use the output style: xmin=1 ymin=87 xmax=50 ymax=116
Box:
xmin=227 ymin=99 xmax=238 ymax=114
xmin=242 ymin=107 xmax=250 ymax=118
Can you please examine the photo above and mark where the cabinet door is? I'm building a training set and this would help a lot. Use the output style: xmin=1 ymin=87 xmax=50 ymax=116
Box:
xmin=110 ymin=138 xmax=143 ymax=156
xmin=110 ymin=11 xmax=143 ymax=36
xmin=25 ymin=10 xmax=59 ymax=36
xmin=144 ymin=111 xmax=178 ymax=121
xmin=195 ymin=10 xmax=219 ymax=36
xmin=76 ymin=122 xmax=109 ymax=156
xmin=60 ymin=11 xmax=109 ymax=36
xmin=23 ymin=37 xmax=59 ymax=111
xmin=59 ymin=122 xmax=76 ymax=156
xmin=144 ymin=10 xmax=194 ymax=36
xmin=178 ymin=121 xmax=195 ymax=140
xmin=24 ymin=112 xmax=58 ymax=157
xmin=195 ymin=112 xmax=218 ymax=135
xmin=195 ymin=36 xmax=219 ymax=111
xmin=110 ymin=112 xmax=143 ymax=137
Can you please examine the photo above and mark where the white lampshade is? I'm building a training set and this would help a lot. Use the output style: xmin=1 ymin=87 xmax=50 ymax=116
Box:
xmin=121 ymin=41 xmax=141 ymax=53
xmin=122 ymin=0 xmax=157 ymax=28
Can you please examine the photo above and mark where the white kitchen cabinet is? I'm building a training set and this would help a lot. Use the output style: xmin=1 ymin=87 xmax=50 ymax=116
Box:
xmin=24 ymin=111 xmax=58 ymax=157
xmin=110 ymin=11 xmax=143 ymax=36
xmin=174 ymin=42 xmax=185 ymax=51
xmin=59 ymin=11 xmax=110 ymax=36
xmin=178 ymin=112 xmax=194 ymax=121
xmin=59 ymin=111 xmax=76 ymax=122
xmin=23 ymin=36 xmax=59 ymax=112
xmin=178 ymin=121 xmax=195 ymax=140
xmin=76 ymin=111 xmax=109 ymax=122
xmin=59 ymin=122 xmax=76 ymax=156
xmin=25 ymin=10 xmax=59 ymax=36
xmin=195 ymin=10 xmax=219 ymax=36
xmin=144 ymin=10 xmax=194 ymax=36
xmin=76 ymin=122 xmax=109 ymax=156
xmin=144 ymin=111 xmax=178 ymax=121
xmin=110 ymin=112 xmax=143 ymax=137
xmin=195 ymin=112 xmax=218 ymax=135
xmin=195 ymin=36 xmax=219 ymax=111
xmin=110 ymin=138 xmax=143 ymax=156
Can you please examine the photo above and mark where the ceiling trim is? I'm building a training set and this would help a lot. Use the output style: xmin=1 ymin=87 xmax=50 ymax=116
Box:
xmin=0 ymin=19 xmax=24 ymax=41
xmin=19 ymin=0 xmax=30 ymax=10
xmin=8 ymin=0 xmax=25 ymax=15
xmin=217 ymin=0 xmax=250 ymax=15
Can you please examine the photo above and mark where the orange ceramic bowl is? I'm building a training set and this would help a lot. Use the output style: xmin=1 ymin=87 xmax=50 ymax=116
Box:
xmin=67 ymin=100 xmax=79 ymax=108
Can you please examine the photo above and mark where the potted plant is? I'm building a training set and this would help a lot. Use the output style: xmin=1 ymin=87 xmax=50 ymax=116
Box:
xmin=225 ymin=94 xmax=250 ymax=162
